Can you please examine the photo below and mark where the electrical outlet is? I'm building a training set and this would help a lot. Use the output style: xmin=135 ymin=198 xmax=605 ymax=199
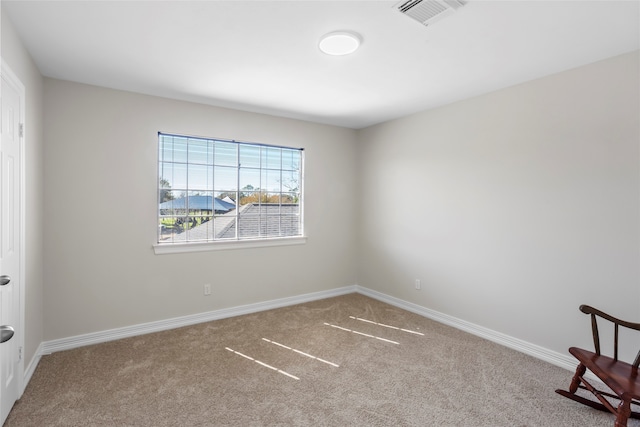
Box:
xmin=415 ymin=279 xmax=421 ymax=290
xmin=204 ymin=283 xmax=212 ymax=296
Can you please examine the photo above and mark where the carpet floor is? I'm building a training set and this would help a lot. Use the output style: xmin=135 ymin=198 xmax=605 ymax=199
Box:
xmin=5 ymin=293 xmax=637 ymax=426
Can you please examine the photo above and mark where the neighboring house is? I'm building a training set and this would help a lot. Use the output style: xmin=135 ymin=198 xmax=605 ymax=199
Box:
xmin=217 ymin=204 xmax=300 ymax=239
xmin=222 ymin=196 xmax=236 ymax=206
xmin=167 ymin=203 xmax=300 ymax=241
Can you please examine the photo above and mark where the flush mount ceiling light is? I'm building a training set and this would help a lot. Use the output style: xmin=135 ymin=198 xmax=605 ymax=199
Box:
xmin=318 ymin=31 xmax=361 ymax=56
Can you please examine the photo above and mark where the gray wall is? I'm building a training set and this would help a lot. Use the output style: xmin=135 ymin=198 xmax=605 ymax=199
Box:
xmin=1 ymin=9 xmax=45 ymax=370
xmin=357 ymin=50 xmax=640 ymax=358
xmin=43 ymin=79 xmax=359 ymax=340
xmin=3 ymin=0 xmax=640 ymax=375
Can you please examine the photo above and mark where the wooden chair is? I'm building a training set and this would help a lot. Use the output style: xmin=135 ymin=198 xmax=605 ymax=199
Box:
xmin=556 ymin=305 xmax=640 ymax=427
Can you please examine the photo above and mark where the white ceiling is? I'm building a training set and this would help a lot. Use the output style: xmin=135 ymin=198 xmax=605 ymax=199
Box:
xmin=3 ymin=1 xmax=639 ymax=129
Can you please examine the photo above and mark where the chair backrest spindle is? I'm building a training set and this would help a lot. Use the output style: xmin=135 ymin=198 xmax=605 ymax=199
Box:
xmin=590 ymin=313 xmax=601 ymax=355
xmin=614 ymin=323 xmax=619 ymax=361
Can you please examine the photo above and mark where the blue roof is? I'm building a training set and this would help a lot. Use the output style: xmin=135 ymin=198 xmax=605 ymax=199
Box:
xmin=159 ymin=196 xmax=236 ymax=212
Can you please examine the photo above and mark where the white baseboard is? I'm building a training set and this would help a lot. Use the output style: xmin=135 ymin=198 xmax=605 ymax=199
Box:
xmin=36 ymin=284 xmax=589 ymax=386
xmin=354 ymin=285 xmax=581 ymax=374
xmin=41 ymin=285 xmax=357 ymax=354
xmin=21 ymin=342 xmax=43 ymax=395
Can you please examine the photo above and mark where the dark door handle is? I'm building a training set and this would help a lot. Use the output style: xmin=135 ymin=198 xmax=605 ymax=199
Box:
xmin=1 ymin=325 xmax=14 ymax=344
xmin=0 ymin=275 xmax=10 ymax=286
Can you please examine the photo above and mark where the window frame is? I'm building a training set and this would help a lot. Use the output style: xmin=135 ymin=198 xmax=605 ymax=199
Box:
xmin=153 ymin=132 xmax=305 ymax=254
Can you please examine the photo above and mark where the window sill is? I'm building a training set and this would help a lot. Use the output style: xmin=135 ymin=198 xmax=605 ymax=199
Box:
xmin=153 ymin=236 xmax=307 ymax=255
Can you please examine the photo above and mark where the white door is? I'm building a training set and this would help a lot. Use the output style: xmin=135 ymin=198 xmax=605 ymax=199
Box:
xmin=0 ymin=63 xmax=23 ymax=425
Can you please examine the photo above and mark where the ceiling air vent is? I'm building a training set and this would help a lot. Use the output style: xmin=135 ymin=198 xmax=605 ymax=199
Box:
xmin=394 ymin=0 xmax=466 ymax=26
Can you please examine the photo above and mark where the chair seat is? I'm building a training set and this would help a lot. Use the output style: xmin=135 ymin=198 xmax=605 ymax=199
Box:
xmin=569 ymin=347 xmax=640 ymax=401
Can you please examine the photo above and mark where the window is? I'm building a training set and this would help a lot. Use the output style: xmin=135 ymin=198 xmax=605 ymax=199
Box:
xmin=157 ymin=132 xmax=303 ymax=247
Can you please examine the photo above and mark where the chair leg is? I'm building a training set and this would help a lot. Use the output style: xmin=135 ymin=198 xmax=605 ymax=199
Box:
xmin=615 ymin=399 xmax=631 ymax=427
xmin=569 ymin=363 xmax=586 ymax=394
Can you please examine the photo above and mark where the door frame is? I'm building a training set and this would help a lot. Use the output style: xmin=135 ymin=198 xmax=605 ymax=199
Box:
xmin=1 ymin=58 xmax=27 ymax=401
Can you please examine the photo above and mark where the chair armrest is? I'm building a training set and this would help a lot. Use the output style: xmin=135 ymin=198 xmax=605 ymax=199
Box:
xmin=580 ymin=305 xmax=640 ymax=331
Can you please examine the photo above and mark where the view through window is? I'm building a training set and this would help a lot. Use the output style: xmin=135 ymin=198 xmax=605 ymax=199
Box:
xmin=158 ymin=133 xmax=303 ymax=244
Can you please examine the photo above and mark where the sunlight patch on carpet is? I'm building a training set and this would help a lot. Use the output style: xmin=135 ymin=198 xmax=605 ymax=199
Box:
xmin=262 ymin=338 xmax=340 ymax=367
xmin=225 ymin=347 xmax=300 ymax=380
xmin=349 ymin=316 xmax=425 ymax=336
xmin=323 ymin=323 xmax=399 ymax=345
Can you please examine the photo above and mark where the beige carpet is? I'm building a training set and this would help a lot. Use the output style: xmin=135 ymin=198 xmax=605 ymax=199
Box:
xmin=5 ymin=293 xmax=637 ymax=426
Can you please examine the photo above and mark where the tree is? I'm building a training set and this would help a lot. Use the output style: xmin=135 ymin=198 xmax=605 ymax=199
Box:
xmin=239 ymin=184 xmax=255 ymax=199
xmin=281 ymin=175 xmax=300 ymax=203
xmin=159 ymin=179 xmax=175 ymax=202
